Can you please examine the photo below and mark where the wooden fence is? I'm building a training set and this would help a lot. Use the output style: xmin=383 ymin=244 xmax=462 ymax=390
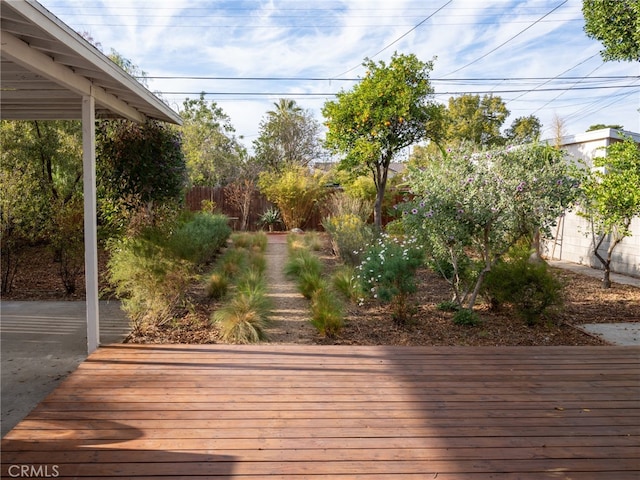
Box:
xmin=185 ymin=186 xmax=323 ymax=231
xmin=185 ymin=186 xmax=407 ymax=231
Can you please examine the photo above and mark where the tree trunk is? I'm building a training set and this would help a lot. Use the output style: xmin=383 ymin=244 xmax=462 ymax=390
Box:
xmin=373 ymin=156 xmax=391 ymax=231
xmin=593 ymin=233 xmax=621 ymax=289
xmin=466 ymin=226 xmax=495 ymax=309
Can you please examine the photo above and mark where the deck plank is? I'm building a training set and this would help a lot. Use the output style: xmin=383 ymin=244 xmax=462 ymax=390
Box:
xmin=2 ymin=344 xmax=638 ymax=479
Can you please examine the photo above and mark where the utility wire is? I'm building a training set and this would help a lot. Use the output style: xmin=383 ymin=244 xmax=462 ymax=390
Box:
xmin=331 ymin=0 xmax=453 ymax=79
xmin=532 ymin=62 xmax=606 ymax=115
xmin=564 ymin=80 xmax=640 ymax=123
xmin=507 ymin=53 xmax=600 ymax=105
xmin=157 ymin=84 xmax=639 ymax=97
xmin=138 ymin=75 xmax=637 ymax=82
xmin=442 ymin=0 xmax=568 ymax=77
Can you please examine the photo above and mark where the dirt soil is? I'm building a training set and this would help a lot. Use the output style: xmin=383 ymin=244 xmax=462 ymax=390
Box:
xmin=3 ymin=237 xmax=639 ymax=346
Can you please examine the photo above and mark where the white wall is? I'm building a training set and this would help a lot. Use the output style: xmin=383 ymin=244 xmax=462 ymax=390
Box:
xmin=542 ymin=128 xmax=640 ymax=278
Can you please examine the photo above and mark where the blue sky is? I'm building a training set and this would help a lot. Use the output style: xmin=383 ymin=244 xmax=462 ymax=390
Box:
xmin=40 ymin=0 xmax=640 ymax=149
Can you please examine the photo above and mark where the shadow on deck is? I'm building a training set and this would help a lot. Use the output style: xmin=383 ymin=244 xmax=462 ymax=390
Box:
xmin=2 ymin=344 xmax=639 ymax=479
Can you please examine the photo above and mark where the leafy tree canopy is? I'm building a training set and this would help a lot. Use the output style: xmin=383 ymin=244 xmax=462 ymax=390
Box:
xmin=445 ymin=93 xmax=509 ymax=147
xmin=1 ymin=120 xmax=84 ymax=292
xmin=180 ymin=93 xmax=246 ymax=187
xmin=323 ymin=52 xmax=442 ymax=228
xmin=583 ymin=0 xmax=640 ymax=62
xmin=402 ymin=143 xmax=580 ymax=309
xmin=96 ymin=120 xmax=187 ymax=230
xmin=0 ymin=120 xmax=82 ymax=237
xmin=504 ymin=115 xmax=542 ymax=144
xmin=253 ymin=99 xmax=325 ymax=172
xmin=108 ymin=49 xmax=149 ymax=86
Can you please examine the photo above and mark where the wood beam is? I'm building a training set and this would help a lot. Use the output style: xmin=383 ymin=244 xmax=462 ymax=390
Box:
xmin=1 ymin=31 xmax=146 ymax=123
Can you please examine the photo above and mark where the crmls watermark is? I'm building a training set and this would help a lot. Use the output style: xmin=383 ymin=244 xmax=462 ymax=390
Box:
xmin=7 ymin=464 xmax=60 ymax=478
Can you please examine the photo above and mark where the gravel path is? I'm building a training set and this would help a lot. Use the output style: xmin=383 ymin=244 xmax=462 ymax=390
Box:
xmin=263 ymin=238 xmax=317 ymax=343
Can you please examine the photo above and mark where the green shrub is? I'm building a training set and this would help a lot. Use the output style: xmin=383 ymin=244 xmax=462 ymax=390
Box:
xmin=212 ymin=289 xmax=271 ymax=343
xmin=325 ymin=191 xmax=373 ymax=222
xmin=107 ymin=233 xmax=192 ymax=333
xmin=437 ymin=300 xmax=460 ymax=312
xmin=323 ymin=213 xmax=374 ymax=266
xmin=169 ymin=212 xmax=231 ymax=265
xmin=358 ymin=234 xmax=423 ymax=324
xmin=384 ymin=219 xmax=405 ymax=237
xmin=49 ymin=197 xmax=84 ymax=294
xmin=332 ymin=265 xmax=362 ymax=302
xmin=453 ymin=308 xmax=481 ymax=326
xmin=310 ymin=288 xmax=344 ymax=337
xmin=484 ymin=248 xmax=563 ymax=325
xmin=258 ymin=165 xmax=329 ymax=230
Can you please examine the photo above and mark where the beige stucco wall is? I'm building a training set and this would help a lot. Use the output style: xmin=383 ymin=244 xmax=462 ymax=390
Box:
xmin=542 ymin=128 xmax=640 ymax=279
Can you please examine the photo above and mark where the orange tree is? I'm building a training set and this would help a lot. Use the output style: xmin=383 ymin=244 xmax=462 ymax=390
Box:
xmin=580 ymin=135 xmax=640 ymax=288
xmin=322 ymin=52 xmax=443 ymax=229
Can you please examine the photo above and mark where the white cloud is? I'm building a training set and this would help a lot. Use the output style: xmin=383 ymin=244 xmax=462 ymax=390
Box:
xmin=40 ymin=0 xmax=640 ymax=147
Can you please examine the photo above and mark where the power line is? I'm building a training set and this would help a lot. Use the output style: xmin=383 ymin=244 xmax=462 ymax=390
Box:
xmin=331 ymin=0 xmax=453 ymax=79
xmin=564 ymin=79 xmax=640 ymax=123
xmin=532 ymin=62 xmax=607 ymax=115
xmin=158 ymin=84 xmax=639 ymax=97
xmin=442 ymin=0 xmax=568 ymax=77
xmin=140 ymin=75 xmax=638 ymax=82
xmin=506 ymin=53 xmax=600 ymax=105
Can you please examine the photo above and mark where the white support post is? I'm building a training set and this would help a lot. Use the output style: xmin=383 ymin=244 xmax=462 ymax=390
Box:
xmin=82 ymin=95 xmax=100 ymax=354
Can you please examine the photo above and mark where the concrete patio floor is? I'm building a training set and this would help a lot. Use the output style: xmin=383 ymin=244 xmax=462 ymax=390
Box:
xmin=1 ymin=300 xmax=129 ymax=436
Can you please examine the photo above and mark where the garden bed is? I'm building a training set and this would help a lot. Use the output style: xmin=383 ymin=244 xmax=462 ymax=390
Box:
xmin=4 ymin=240 xmax=639 ymax=346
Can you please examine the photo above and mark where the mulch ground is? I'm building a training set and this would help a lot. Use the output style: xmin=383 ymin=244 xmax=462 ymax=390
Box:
xmin=3 ymin=243 xmax=639 ymax=346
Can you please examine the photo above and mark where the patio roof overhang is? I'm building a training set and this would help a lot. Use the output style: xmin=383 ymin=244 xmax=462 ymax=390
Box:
xmin=1 ymin=0 xmax=183 ymax=354
xmin=1 ymin=0 xmax=181 ymax=124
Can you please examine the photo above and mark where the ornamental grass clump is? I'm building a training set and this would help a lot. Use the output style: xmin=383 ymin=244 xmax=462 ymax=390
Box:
xmin=298 ymin=271 xmax=325 ymax=299
xmin=358 ymin=234 xmax=424 ymax=324
xmin=285 ymin=233 xmax=344 ymax=337
xmin=332 ymin=265 xmax=363 ymax=302
xmin=310 ymin=287 xmax=344 ymax=338
xmin=212 ymin=290 xmax=271 ymax=343
xmin=284 ymin=248 xmax=322 ymax=279
xmin=210 ymin=232 xmax=271 ymax=343
xmin=207 ymin=272 xmax=228 ymax=300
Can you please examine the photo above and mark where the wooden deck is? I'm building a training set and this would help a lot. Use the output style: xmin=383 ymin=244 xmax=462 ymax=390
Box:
xmin=2 ymin=344 xmax=639 ymax=479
